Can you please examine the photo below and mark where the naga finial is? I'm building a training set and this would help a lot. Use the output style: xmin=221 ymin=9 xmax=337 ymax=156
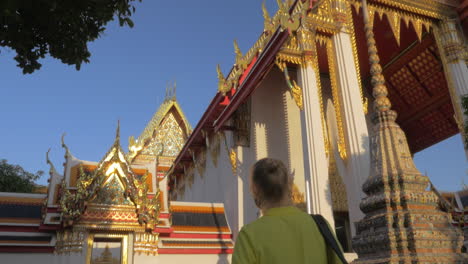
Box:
xmin=61 ymin=133 xmax=71 ymax=157
xmin=46 ymin=148 xmax=58 ymax=176
xmin=262 ymin=1 xmax=271 ymax=21
xmin=277 ymin=0 xmax=287 ymax=13
xmin=216 ymin=64 xmax=225 ymax=80
xmin=262 ymin=1 xmax=275 ymax=33
xmin=262 ymin=1 xmax=270 ymax=19
xmin=216 ymin=64 xmax=229 ymax=95
xmin=233 ymin=40 xmax=242 ymax=62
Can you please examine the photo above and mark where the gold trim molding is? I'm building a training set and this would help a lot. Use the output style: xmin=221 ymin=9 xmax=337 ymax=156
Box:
xmin=351 ymin=0 xmax=457 ymax=19
xmin=326 ymin=38 xmax=348 ymax=160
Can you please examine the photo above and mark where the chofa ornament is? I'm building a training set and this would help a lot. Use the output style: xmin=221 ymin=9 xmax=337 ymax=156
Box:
xmin=59 ymin=125 xmax=161 ymax=230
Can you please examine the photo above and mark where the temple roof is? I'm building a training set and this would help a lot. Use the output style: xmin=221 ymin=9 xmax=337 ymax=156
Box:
xmin=59 ymin=124 xmax=160 ymax=230
xmin=128 ymin=83 xmax=192 ymax=161
xmin=351 ymin=7 xmax=459 ymax=153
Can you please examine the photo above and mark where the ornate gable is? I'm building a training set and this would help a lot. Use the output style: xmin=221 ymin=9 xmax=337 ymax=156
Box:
xmin=128 ymin=83 xmax=191 ymax=163
xmin=59 ymin=124 xmax=160 ymax=230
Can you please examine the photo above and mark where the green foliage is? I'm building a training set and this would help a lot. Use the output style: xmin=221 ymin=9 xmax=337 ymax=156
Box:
xmin=0 ymin=0 xmax=141 ymax=74
xmin=0 ymin=159 xmax=44 ymax=193
xmin=462 ymin=95 xmax=468 ymax=147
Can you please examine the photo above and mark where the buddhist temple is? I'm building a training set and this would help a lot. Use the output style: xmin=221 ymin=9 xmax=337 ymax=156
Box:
xmin=1 ymin=0 xmax=468 ymax=263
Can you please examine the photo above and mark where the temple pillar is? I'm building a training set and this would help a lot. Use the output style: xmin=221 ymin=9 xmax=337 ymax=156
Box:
xmin=328 ymin=0 xmax=370 ymax=236
xmin=435 ymin=19 xmax=468 ymax=152
xmin=297 ymin=26 xmax=334 ymax=226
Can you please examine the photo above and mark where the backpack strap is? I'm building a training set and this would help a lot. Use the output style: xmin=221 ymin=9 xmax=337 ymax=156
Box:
xmin=311 ymin=214 xmax=348 ymax=264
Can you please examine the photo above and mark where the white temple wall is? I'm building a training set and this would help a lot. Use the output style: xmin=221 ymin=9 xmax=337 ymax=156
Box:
xmin=134 ymin=254 xmax=231 ymax=264
xmin=243 ymin=66 xmax=306 ymax=195
xmin=0 ymin=253 xmax=54 ymax=263
xmin=182 ymin=132 xmax=240 ymax=237
xmin=180 ymin=67 xmax=309 ymax=239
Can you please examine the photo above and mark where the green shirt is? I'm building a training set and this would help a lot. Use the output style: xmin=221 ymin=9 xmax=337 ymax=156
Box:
xmin=232 ymin=206 xmax=343 ymax=264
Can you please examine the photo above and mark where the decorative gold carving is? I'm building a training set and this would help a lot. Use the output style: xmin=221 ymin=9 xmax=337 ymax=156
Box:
xmin=229 ymin=149 xmax=237 ymax=175
xmin=326 ymin=39 xmax=348 ymax=160
xmin=233 ymin=99 xmax=251 ymax=147
xmin=328 ymin=154 xmax=348 ymax=212
xmin=297 ymin=26 xmax=315 ymax=51
xmin=433 ymin=25 xmax=466 ymax=138
xmin=209 ymin=132 xmax=221 ymax=167
xmin=331 ymin=0 xmax=349 ymax=27
xmin=275 ymin=59 xmax=304 ymax=110
xmin=217 ymin=0 xmax=309 ymax=95
xmin=234 ymin=40 xmax=248 ymax=71
xmin=297 ymin=24 xmax=316 ymax=67
xmin=310 ymin=38 xmax=330 ymax=157
xmin=388 ymin=11 xmax=402 ymax=45
xmin=307 ymin=0 xmax=338 ymax=35
xmin=184 ymin=163 xmax=195 ymax=189
xmin=276 ymin=51 xmax=303 ymax=65
xmin=346 ymin=1 xmax=369 ymax=114
xmin=55 ymin=230 xmax=85 ymax=254
xmin=128 ymin=92 xmax=191 ymax=161
xmin=262 ymin=1 xmax=275 ymax=33
xmin=351 ymin=0 xmax=456 ymax=20
xmin=216 ymin=64 xmax=231 ymax=95
xmin=277 ymin=0 xmax=305 ymax=33
xmin=351 ymin=0 xmax=433 ymax=48
xmin=278 ymin=35 xmax=303 ymax=65
xmin=134 ymin=232 xmax=159 ymax=256
xmin=139 ymin=112 xmax=186 ymax=158
xmin=291 ymin=184 xmax=305 ymax=204
xmin=192 ymin=148 xmax=207 ymax=177
xmin=60 ymin=125 xmax=161 ymax=231
xmin=438 ymin=19 xmax=467 ymax=64
xmin=223 ymin=132 xmax=237 ymax=175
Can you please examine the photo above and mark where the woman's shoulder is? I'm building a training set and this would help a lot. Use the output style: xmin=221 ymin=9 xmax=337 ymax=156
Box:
xmin=242 ymin=208 xmax=315 ymax=233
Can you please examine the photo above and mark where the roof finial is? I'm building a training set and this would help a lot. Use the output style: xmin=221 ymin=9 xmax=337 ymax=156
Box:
xmin=165 ymin=81 xmax=170 ymax=101
xmin=46 ymin=148 xmax=58 ymax=176
xmin=115 ymin=120 xmax=121 ymax=144
xmin=233 ymin=40 xmax=242 ymax=62
xmin=361 ymin=0 xmax=392 ymax=113
xmin=172 ymin=80 xmax=177 ymax=101
xmin=61 ymin=133 xmax=71 ymax=157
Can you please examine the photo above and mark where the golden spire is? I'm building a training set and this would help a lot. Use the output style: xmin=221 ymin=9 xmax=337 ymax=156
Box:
xmin=115 ymin=119 xmax=121 ymax=145
xmin=362 ymin=0 xmax=391 ymax=113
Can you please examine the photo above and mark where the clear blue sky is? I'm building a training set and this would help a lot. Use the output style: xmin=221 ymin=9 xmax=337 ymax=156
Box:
xmin=0 ymin=0 xmax=466 ymax=192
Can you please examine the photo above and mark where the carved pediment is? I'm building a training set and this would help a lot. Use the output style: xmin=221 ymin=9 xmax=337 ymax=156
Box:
xmin=59 ymin=124 xmax=160 ymax=231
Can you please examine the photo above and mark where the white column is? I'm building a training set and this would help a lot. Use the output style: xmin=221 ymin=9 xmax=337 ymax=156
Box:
xmin=331 ymin=31 xmax=370 ymax=235
xmin=437 ymin=20 xmax=468 ymax=152
xmin=237 ymin=145 xmax=244 ymax=231
xmin=298 ymin=62 xmax=334 ymax=227
xmin=448 ymin=61 xmax=468 ymax=98
xmin=439 ymin=19 xmax=468 ymax=98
